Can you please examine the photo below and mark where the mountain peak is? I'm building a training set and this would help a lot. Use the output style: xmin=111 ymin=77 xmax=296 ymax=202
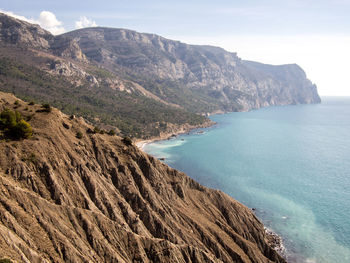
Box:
xmin=0 ymin=12 xmax=53 ymax=49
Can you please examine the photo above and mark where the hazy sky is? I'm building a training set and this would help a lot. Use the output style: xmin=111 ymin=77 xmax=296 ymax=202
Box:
xmin=2 ymin=0 xmax=350 ymax=95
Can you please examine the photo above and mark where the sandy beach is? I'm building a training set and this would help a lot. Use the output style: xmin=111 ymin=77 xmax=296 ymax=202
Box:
xmin=135 ymin=120 xmax=215 ymax=150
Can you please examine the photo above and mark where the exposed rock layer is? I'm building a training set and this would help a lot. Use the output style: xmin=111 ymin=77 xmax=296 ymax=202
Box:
xmin=0 ymin=93 xmax=285 ymax=262
xmin=59 ymin=28 xmax=321 ymax=111
xmin=0 ymin=12 xmax=320 ymax=116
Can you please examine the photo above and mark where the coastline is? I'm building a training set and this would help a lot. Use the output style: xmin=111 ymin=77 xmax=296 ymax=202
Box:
xmin=135 ymin=100 xmax=323 ymax=150
xmin=135 ymin=119 xmax=215 ymax=150
xmin=265 ymin=227 xmax=286 ymax=260
xmin=138 ymin=116 xmax=288 ymax=261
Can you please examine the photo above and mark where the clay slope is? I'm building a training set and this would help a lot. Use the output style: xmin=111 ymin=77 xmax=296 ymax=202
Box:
xmin=0 ymin=92 xmax=285 ymax=263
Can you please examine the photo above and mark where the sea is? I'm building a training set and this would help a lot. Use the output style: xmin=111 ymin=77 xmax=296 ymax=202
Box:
xmin=143 ymin=97 xmax=350 ymax=263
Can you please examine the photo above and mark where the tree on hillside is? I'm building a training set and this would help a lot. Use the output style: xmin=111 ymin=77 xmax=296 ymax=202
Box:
xmin=0 ymin=109 xmax=33 ymax=139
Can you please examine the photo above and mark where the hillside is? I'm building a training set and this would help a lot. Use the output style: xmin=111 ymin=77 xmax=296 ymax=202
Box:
xmin=0 ymin=92 xmax=285 ymax=262
xmin=60 ymin=27 xmax=320 ymax=111
xmin=0 ymin=12 xmax=320 ymax=139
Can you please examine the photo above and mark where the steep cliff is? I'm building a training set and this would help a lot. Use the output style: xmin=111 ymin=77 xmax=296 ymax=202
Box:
xmin=60 ymin=27 xmax=321 ymax=111
xmin=0 ymin=92 xmax=286 ymax=262
xmin=0 ymin=12 xmax=320 ymax=138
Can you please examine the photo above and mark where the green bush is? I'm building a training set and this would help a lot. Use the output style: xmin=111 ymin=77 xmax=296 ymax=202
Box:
xmin=13 ymin=119 xmax=32 ymax=138
xmin=28 ymin=101 xmax=35 ymax=105
xmin=41 ymin=103 xmax=52 ymax=112
xmin=122 ymin=136 xmax=133 ymax=146
xmin=93 ymin=126 xmax=101 ymax=134
xmin=108 ymin=129 xmax=116 ymax=136
xmin=0 ymin=109 xmax=33 ymax=139
xmin=0 ymin=109 xmax=17 ymax=128
xmin=76 ymin=131 xmax=83 ymax=139
xmin=0 ymin=258 xmax=13 ymax=263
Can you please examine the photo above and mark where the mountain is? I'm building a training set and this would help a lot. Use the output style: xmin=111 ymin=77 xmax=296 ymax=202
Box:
xmin=59 ymin=27 xmax=320 ymax=111
xmin=0 ymin=12 xmax=320 ymax=139
xmin=0 ymin=92 xmax=285 ymax=262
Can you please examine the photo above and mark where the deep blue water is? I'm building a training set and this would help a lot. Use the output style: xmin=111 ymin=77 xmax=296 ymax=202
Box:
xmin=144 ymin=97 xmax=350 ymax=263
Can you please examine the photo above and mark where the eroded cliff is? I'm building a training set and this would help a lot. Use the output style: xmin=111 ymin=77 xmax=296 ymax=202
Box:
xmin=0 ymin=93 xmax=285 ymax=262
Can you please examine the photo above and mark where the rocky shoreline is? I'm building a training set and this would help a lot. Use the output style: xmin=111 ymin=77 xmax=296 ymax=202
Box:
xmin=265 ymin=228 xmax=286 ymax=259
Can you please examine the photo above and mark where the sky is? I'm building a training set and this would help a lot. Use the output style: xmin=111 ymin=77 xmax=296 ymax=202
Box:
xmin=1 ymin=0 xmax=350 ymax=96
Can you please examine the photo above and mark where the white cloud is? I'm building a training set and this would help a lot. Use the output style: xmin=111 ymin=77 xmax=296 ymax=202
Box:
xmin=75 ymin=16 xmax=97 ymax=29
xmin=0 ymin=9 xmax=37 ymax=24
xmin=38 ymin=11 xmax=65 ymax=35
xmin=0 ymin=9 xmax=65 ymax=35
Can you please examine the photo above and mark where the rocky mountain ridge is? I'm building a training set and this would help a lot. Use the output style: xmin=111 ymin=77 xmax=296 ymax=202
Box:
xmin=58 ymin=27 xmax=321 ymax=111
xmin=0 ymin=13 xmax=53 ymax=49
xmin=0 ymin=92 xmax=285 ymax=262
xmin=0 ymin=12 xmax=320 ymax=138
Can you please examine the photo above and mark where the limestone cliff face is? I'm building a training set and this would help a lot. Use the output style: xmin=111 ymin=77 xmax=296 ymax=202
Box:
xmin=0 ymin=12 xmax=320 ymax=116
xmin=60 ymin=28 xmax=321 ymax=111
xmin=0 ymin=93 xmax=286 ymax=262
xmin=242 ymin=61 xmax=320 ymax=107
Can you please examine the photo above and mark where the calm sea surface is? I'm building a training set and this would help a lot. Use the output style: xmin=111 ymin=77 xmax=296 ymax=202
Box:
xmin=144 ymin=97 xmax=350 ymax=263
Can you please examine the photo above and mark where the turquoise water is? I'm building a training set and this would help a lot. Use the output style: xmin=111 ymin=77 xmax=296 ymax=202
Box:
xmin=144 ymin=97 xmax=350 ymax=263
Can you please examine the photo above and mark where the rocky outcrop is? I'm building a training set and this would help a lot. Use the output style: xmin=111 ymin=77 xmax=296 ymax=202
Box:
xmin=242 ymin=61 xmax=320 ymax=106
xmin=59 ymin=28 xmax=321 ymax=111
xmin=47 ymin=59 xmax=98 ymax=85
xmin=51 ymin=36 xmax=87 ymax=62
xmin=0 ymin=93 xmax=286 ymax=262
xmin=0 ymin=12 xmax=320 ymax=117
xmin=0 ymin=13 xmax=53 ymax=49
